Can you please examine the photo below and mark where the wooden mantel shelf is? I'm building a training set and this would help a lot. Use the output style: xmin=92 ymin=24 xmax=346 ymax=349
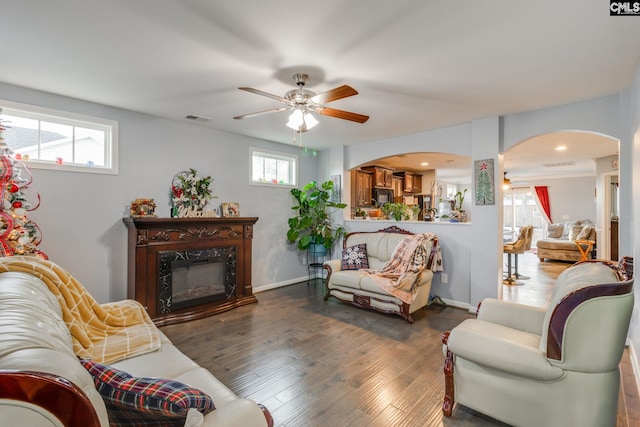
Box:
xmin=123 ymin=216 xmax=259 ymax=326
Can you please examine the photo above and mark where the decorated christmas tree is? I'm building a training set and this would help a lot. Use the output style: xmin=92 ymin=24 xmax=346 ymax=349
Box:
xmin=0 ymin=114 xmax=47 ymax=258
xmin=475 ymin=160 xmax=494 ymax=205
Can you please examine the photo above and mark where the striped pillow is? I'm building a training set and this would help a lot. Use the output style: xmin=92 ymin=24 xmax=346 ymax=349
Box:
xmin=81 ymin=359 xmax=215 ymax=426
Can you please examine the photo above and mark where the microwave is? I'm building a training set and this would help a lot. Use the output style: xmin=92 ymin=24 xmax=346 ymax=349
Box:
xmin=372 ymin=188 xmax=394 ymax=206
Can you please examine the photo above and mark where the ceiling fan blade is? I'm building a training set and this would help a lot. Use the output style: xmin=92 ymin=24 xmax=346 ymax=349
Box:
xmin=311 ymin=85 xmax=358 ymax=104
xmin=238 ymin=87 xmax=288 ymax=103
xmin=233 ymin=107 xmax=289 ymax=120
xmin=317 ymin=107 xmax=369 ymax=123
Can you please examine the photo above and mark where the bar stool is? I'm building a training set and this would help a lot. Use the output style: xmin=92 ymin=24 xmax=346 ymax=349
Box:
xmin=503 ymin=226 xmax=530 ymax=285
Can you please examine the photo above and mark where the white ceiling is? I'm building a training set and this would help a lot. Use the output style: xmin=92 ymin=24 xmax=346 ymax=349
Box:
xmin=1 ymin=0 xmax=636 ymax=180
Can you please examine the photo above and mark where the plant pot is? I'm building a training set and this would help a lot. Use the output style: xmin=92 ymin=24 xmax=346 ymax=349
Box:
xmin=309 ymin=243 xmax=328 ymax=257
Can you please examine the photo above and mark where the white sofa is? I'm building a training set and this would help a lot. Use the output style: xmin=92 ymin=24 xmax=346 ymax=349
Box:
xmin=442 ymin=257 xmax=634 ymax=427
xmin=536 ymin=219 xmax=596 ymax=262
xmin=323 ymin=226 xmax=439 ymax=323
xmin=0 ymin=268 xmax=273 ymax=427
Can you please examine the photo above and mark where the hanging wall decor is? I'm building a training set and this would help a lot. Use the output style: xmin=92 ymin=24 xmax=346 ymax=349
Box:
xmin=170 ymin=168 xmax=218 ymax=218
xmin=474 ymin=158 xmax=495 ymax=205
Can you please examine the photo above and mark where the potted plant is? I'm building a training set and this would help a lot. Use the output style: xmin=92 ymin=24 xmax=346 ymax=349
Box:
xmin=425 ymin=207 xmax=438 ymax=222
xmin=450 ymin=189 xmax=468 ymax=222
xmin=381 ymin=202 xmax=410 ymax=221
xmin=287 ymin=180 xmax=347 ymax=254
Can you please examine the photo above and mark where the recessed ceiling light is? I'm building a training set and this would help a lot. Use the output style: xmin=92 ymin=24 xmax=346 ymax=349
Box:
xmin=555 ymin=145 xmax=567 ymax=151
xmin=421 ymin=162 xmax=429 ymax=166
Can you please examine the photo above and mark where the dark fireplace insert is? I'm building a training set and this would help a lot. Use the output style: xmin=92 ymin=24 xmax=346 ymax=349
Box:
xmin=158 ymin=247 xmax=236 ymax=313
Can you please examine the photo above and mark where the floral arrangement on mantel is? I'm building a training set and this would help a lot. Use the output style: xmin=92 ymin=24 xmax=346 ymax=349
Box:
xmin=170 ymin=168 xmax=218 ymax=218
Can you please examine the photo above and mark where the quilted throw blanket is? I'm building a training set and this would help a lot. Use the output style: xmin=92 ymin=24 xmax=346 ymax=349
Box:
xmin=0 ymin=256 xmax=160 ymax=364
xmin=366 ymin=233 xmax=442 ymax=304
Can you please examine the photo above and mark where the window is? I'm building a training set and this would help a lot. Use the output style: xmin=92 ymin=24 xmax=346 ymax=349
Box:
xmin=0 ymin=99 xmax=118 ymax=174
xmin=251 ymin=148 xmax=297 ymax=187
xmin=503 ymin=188 xmax=544 ymax=247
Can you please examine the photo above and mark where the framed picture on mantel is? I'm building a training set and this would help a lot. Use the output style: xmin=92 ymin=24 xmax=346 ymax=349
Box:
xmin=221 ymin=202 xmax=240 ymax=217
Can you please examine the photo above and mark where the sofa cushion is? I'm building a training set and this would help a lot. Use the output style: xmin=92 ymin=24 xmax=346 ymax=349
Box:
xmin=536 ymin=238 xmax=579 ymax=251
xmin=547 ymin=224 xmax=564 ymax=238
xmin=576 ymin=225 xmax=594 ymax=241
xmin=81 ymin=359 xmax=215 ymax=426
xmin=329 ymin=270 xmax=366 ymax=290
xmin=341 ymin=244 xmax=370 ymax=270
xmin=567 ymin=224 xmax=583 ymax=241
xmin=344 ymin=232 xmax=408 ymax=270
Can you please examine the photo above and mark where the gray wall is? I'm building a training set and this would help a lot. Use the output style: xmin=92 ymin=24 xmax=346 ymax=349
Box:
xmin=1 ymin=82 xmax=318 ymax=302
xmin=525 ymin=176 xmax=596 ymax=224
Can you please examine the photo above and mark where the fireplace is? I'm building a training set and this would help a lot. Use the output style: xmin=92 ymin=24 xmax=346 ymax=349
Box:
xmin=123 ymin=217 xmax=258 ymax=326
xmin=158 ymin=247 xmax=236 ymax=313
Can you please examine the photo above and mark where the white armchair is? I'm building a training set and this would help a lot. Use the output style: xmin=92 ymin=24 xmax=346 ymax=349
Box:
xmin=442 ymin=257 xmax=634 ymax=427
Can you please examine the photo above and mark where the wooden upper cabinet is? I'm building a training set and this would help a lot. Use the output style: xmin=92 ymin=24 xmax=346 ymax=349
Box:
xmin=394 ymin=172 xmax=423 ymax=193
xmin=351 ymin=169 xmax=373 ymax=207
xmin=392 ymin=176 xmax=403 ymax=200
xmin=362 ymin=166 xmax=393 ymax=189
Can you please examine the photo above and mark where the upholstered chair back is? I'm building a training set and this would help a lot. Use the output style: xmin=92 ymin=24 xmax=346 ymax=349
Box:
xmin=504 ymin=226 xmax=528 ymax=254
xmin=540 ymin=262 xmax=634 ymax=372
xmin=524 ymin=225 xmax=534 ymax=251
xmin=344 ymin=231 xmax=410 ymax=270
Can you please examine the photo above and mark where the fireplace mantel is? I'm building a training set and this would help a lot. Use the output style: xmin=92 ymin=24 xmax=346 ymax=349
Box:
xmin=123 ymin=216 xmax=259 ymax=326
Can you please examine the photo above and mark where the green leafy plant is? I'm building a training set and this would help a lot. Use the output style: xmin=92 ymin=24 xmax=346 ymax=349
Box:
xmin=453 ymin=189 xmax=467 ymax=211
xmin=381 ymin=202 xmax=410 ymax=221
xmin=287 ymin=180 xmax=347 ymax=251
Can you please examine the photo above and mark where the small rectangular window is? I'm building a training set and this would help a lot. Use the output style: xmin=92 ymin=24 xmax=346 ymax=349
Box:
xmin=0 ymin=99 xmax=118 ymax=174
xmin=251 ymin=148 xmax=297 ymax=187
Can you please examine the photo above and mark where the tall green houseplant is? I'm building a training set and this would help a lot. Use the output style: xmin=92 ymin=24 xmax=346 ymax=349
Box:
xmin=287 ymin=180 xmax=347 ymax=252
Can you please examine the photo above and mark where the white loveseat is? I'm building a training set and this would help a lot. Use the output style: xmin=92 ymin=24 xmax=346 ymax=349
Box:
xmin=442 ymin=257 xmax=634 ymax=427
xmin=0 ymin=264 xmax=272 ymax=427
xmin=536 ymin=219 xmax=596 ymax=262
xmin=323 ymin=226 xmax=440 ymax=323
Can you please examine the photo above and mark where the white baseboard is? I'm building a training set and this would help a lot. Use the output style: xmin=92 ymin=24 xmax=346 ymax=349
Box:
xmin=629 ymin=339 xmax=640 ymax=399
xmin=440 ymin=298 xmax=471 ymax=312
xmin=253 ymin=276 xmax=309 ymax=293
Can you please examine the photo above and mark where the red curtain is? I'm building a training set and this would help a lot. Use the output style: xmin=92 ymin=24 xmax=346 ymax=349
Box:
xmin=534 ymin=186 xmax=552 ymax=223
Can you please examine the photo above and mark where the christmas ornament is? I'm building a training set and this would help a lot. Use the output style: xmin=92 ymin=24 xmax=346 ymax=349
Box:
xmin=0 ymin=113 xmax=47 ymax=259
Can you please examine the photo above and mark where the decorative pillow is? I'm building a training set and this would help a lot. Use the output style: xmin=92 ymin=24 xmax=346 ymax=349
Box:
xmin=576 ymin=225 xmax=593 ymax=241
xmin=81 ymin=359 xmax=215 ymax=426
xmin=568 ymin=223 xmax=584 ymax=241
xmin=547 ymin=224 xmax=564 ymax=239
xmin=341 ymin=244 xmax=369 ymax=270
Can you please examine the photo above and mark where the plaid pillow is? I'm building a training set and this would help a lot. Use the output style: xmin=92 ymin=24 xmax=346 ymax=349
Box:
xmin=341 ymin=243 xmax=370 ymax=270
xmin=81 ymin=359 xmax=215 ymax=426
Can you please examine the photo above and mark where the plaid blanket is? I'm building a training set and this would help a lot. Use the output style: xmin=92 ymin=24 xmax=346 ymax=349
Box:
xmin=0 ymin=256 xmax=160 ymax=364
xmin=366 ymin=233 xmax=442 ymax=304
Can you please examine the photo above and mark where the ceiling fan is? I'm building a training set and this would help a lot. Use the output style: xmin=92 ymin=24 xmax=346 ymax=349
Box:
xmin=233 ymin=73 xmax=369 ymax=132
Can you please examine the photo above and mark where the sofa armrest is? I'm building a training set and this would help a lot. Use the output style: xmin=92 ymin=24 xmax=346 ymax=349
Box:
xmin=323 ymin=259 xmax=341 ymax=273
xmin=0 ymin=370 xmax=101 ymax=427
xmin=477 ymin=298 xmax=546 ymax=335
xmin=446 ymin=320 xmax=563 ymax=381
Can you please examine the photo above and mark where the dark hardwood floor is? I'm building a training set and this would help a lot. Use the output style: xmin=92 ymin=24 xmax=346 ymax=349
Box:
xmin=160 ymin=252 xmax=639 ymax=426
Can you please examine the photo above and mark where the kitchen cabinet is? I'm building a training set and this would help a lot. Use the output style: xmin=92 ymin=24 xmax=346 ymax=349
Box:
xmin=362 ymin=166 xmax=393 ymax=189
xmin=351 ymin=169 xmax=373 ymax=207
xmin=392 ymin=176 xmax=403 ymax=201
xmin=394 ymin=172 xmax=423 ymax=193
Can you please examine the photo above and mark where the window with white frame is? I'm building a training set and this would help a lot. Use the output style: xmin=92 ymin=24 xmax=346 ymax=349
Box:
xmin=251 ymin=148 xmax=297 ymax=187
xmin=0 ymin=99 xmax=118 ymax=174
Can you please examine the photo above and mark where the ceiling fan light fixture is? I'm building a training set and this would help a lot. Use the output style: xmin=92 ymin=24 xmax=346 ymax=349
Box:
xmin=286 ymin=108 xmax=304 ymax=130
xmin=503 ymin=172 xmax=511 ymax=190
xmin=303 ymin=111 xmax=319 ymax=129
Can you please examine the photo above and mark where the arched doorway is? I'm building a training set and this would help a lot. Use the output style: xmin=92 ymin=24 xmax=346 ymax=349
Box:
xmin=503 ymin=130 xmax=619 ymax=255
